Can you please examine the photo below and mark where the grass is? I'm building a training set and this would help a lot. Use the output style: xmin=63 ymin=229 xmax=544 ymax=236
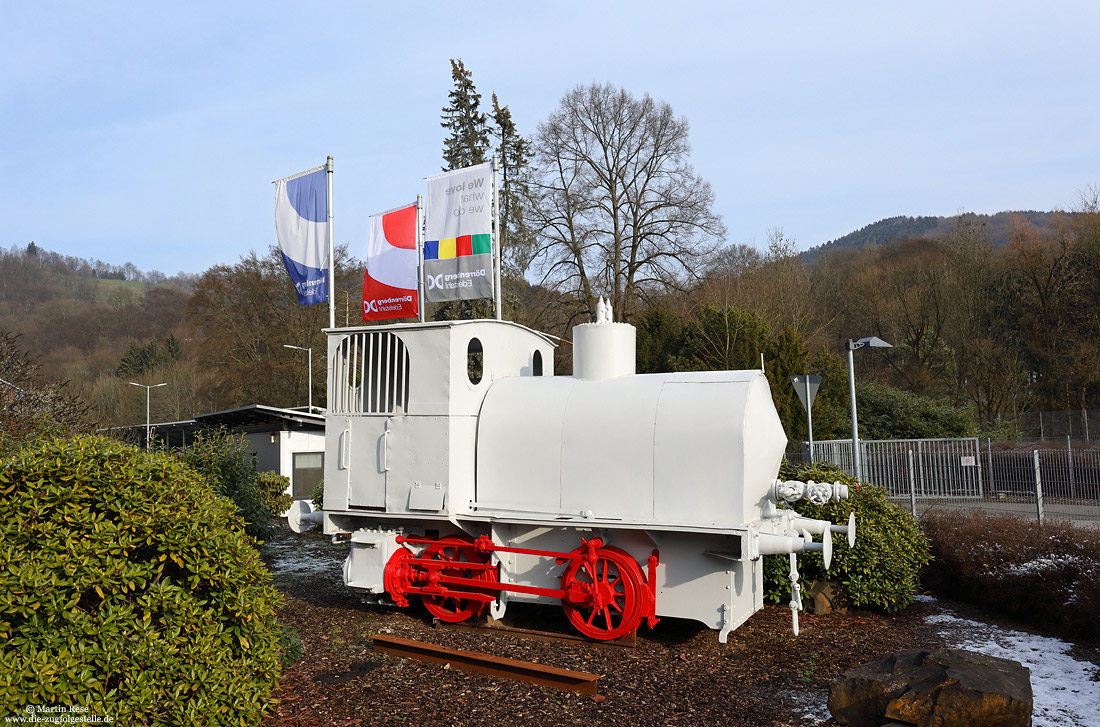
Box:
xmin=88 ymin=277 xmax=154 ymax=302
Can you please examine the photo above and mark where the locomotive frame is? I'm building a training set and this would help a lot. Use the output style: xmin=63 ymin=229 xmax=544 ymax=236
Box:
xmin=289 ymin=311 xmax=851 ymax=642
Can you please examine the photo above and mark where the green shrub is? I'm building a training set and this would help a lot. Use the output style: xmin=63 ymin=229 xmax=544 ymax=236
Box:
xmin=764 ymin=462 xmax=932 ymax=613
xmin=0 ymin=434 xmax=283 ymax=723
xmin=853 ymin=382 xmax=978 ymax=439
xmin=921 ymin=509 xmax=1100 ymax=640
xmin=257 ymin=471 xmax=293 ymax=517
xmin=311 ymin=480 xmax=324 ymax=511
xmin=175 ymin=429 xmax=280 ymax=539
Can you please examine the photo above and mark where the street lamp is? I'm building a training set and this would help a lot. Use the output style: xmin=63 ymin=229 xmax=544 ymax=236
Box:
xmin=129 ymin=382 xmax=167 ymax=450
xmin=284 ymin=344 xmax=313 ymax=412
xmin=845 ymin=336 xmax=892 ymax=482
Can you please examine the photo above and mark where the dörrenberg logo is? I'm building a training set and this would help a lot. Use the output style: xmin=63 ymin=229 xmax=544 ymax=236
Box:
xmin=364 ymin=295 xmax=414 ymax=313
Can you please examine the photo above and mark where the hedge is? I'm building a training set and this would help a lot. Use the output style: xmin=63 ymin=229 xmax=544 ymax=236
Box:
xmin=921 ymin=509 xmax=1100 ymax=640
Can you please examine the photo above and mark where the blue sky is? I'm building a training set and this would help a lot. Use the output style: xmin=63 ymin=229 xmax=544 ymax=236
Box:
xmin=2 ymin=1 xmax=1098 ymax=276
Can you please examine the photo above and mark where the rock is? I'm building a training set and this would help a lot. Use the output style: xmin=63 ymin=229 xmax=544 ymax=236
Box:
xmin=828 ymin=648 xmax=1032 ymax=727
xmin=805 ymin=580 xmax=849 ymax=615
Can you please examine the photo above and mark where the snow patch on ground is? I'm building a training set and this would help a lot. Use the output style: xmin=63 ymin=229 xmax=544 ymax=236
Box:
xmin=267 ymin=549 xmax=334 ymax=576
xmin=263 ymin=533 xmax=346 ymax=577
xmin=924 ymin=605 xmax=1100 ymax=727
xmin=786 ymin=688 xmax=829 ymax=725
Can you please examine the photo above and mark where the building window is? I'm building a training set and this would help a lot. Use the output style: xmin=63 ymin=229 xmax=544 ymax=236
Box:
xmin=533 ymin=350 xmax=543 ymax=376
xmin=293 ymin=452 xmax=324 ymax=500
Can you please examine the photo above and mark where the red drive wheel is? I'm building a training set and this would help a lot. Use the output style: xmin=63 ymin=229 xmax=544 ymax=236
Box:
xmin=383 ymin=547 xmax=415 ymax=607
xmin=420 ymin=536 xmax=497 ymax=623
xmin=561 ymin=545 xmax=645 ymax=640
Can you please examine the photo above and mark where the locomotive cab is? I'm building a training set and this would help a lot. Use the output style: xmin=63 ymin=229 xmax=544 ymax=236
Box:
xmin=323 ymin=320 xmax=555 ymax=517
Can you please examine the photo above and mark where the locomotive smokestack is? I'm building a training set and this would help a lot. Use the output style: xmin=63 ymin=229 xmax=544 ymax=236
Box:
xmin=572 ymin=298 xmax=636 ymax=380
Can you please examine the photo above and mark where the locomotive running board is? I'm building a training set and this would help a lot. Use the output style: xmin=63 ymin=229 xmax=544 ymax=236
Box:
xmin=371 ymin=634 xmax=602 ymax=695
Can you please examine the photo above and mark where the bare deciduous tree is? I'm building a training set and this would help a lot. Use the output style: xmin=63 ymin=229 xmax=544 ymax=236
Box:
xmin=527 ymin=84 xmax=725 ymax=323
xmin=940 ymin=216 xmax=1028 ymax=423
xmin=186 ymin=246 xmax=359 ymax=411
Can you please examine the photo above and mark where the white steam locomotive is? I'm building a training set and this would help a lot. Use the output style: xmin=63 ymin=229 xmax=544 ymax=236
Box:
xmin=289 ymin=303 xmax=853 ymax=641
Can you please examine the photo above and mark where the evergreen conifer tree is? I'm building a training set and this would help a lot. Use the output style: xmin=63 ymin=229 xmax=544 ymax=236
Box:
xmin=440 ymin=59 xmax=490 ymax=171
xmin=116 ymin=336 xmax=184 ymax=377
xmin=116 ymin=340 xmax=149 ymax=378
xmin=491 ymin=94 xmax=534 ymax=276
xmin=163 ymin=334 xmax=183 ymax=362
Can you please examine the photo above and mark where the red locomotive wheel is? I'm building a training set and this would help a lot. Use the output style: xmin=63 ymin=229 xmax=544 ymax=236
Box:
xmin=420 ymin=536 xmax=497 ymax=623
xmin=561 ymin=546 xmax=644 ymax=641
xmin=383 ymin=547 xmax=414 ymax=607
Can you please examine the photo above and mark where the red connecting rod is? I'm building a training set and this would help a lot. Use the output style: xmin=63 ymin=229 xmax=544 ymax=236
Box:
xmin=394 ymin=534 xmax=606 ymax=601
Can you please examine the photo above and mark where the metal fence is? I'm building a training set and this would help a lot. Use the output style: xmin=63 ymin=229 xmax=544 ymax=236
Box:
xmin=1006 ymin=408 xmax=1098 ymax=442
xmin=789 ymin=438 xmax=1100 ymax=527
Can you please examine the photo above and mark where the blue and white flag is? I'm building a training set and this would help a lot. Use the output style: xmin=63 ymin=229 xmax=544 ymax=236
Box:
xmin=274 ymin=165 xmax=329 ymax=305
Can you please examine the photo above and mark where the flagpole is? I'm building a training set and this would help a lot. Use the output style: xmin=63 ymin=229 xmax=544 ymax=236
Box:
xmin=416 ymin=194 xmax=426 ymax=323
xmin=492 ymin=154 xmax=502 ymax=321
xmin=326 ymin=156 xmax=335 ymax=329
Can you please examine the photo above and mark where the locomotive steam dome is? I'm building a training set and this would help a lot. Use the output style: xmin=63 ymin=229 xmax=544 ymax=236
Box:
xmin=571 ymin=307 xmax=635 ymax=379
xmin=476 ymin=305 xmax=788 ymax=527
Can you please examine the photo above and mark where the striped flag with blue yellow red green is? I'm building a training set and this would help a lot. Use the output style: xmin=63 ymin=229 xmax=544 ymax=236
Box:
xmin=424 ymin=234 xmax=492 ymax=260
xmin=423 ymin=163 xmax=495 ymax=302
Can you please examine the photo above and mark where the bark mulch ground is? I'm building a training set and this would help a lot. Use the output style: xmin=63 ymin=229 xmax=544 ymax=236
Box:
xmin=260 ymin=527 xmax=948 ymax=727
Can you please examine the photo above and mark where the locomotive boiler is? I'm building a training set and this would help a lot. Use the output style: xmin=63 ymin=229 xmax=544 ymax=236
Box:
xmin=289 ymin=303 xmax=853 ymax=641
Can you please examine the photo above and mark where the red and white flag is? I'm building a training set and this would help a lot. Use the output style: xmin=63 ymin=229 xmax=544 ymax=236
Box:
xmin=363 ymin=203 xmax=418 ymax=321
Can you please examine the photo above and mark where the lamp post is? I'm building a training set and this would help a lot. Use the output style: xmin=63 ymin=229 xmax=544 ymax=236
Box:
xmin=284 ymin=344 xmax=313 ymax=412
xmin=129 ymin=382 xmax=167 ymax=450
xmin=845 ymin=336 xmax=892 ymax=482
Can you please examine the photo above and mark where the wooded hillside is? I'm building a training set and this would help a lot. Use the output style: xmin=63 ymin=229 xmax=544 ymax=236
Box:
xmin=803 ymin=210 xmax=1067 ymax=259
xmin=3 ymin=191 xmax=1097 ymax=444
